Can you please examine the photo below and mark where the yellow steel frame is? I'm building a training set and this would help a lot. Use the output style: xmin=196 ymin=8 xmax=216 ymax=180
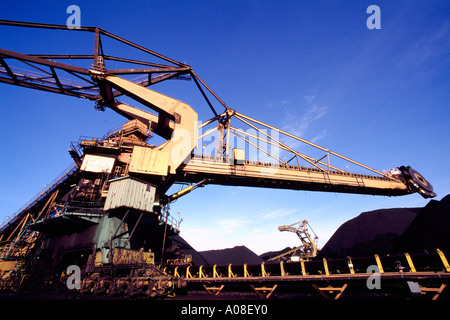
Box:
xmin=164 ymin=249 xmax=450 ymax=300
xmin=437 ymin=249 xmax=450 ymax=272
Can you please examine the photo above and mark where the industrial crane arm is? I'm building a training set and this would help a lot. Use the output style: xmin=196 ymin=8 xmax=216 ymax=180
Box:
xmin=176 ymin=155 xmax=435 ymax=198
xmin=175 ymin=111 xmax=436 ymax=199
xmin=270 ymin=220 xmax=319 ymax=260
xmin=0 ymin=20 xmax=436 ymax=200
xmin=278 ymin=225 xmax=300 ymax=233
xmin=90 ymin=72 xmax=198 ymax=175
xmin=107 ymin=101 xmax=175 ymax=134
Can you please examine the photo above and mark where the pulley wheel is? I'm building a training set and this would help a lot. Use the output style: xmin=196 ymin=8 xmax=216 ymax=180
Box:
xmin=399 ymin=166 xmax=436 ymax=198
xmin=406 ymin=167 xmax=433 ymax=193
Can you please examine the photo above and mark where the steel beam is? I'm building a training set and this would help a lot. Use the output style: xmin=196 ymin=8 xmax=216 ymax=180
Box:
xmin=0 ymin=48 xmax=90 ymax=75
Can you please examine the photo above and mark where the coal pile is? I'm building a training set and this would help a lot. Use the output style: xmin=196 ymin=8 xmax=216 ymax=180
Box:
xmin=318 ymin=208 xmax=420 ymax=258
xmin=171 ymin=237 xmax=263 ymax=266
xmin=199 ymin=246 xmax=263 ymax=265
xmin=393 ymin=194 xmax=450 ymax=254
xmin=319 ymin=194 xmax=450 ymax=258
xmin=169 ymin=235 xmax=209 ymax=265
xmin=172 ymin=195 xmax=450 ymax=264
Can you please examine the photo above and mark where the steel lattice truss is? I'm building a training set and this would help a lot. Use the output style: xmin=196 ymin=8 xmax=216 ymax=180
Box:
xmin=0 ymin=20 xmax=224 ymax=116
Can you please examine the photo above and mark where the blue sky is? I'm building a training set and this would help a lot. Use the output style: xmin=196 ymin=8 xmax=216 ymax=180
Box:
xmin=1 ymin=1 xmax=449 ymax=254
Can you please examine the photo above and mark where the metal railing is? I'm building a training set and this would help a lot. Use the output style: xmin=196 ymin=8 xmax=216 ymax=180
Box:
xmin=190 ymin=153 xmax=393 ymax=182
xmin=0 ymin=163 xmax=79 ymax=232
xmin=0 ymin=65 xmax=99 ymax=94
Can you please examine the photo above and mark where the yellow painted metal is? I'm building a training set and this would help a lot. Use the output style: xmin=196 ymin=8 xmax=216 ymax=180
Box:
xmin=404 ymin=253 xmax=416 ymax=273
xmin=432 ymin=284 xmax=447 ymax=301
xmin=312 ymin=283 xmax=348 ymax=300
xmin=112 ymin=102 xmax=173 ymax=132
xmin=0 ymin=260 xmax=17 ymax=276
xmin=323 ymin=258 xmax=330 ymax=276
xmin=244 ymin=264 xmax=250 ymax=278
xmin=437 ymin=249 xmax=450 ymax=272
xmin=347 ymin=257 xmax=355 ymax=274
xmin=374 ymin=254 xmax=384 ymax=273
xmin=277 ymin=220 xmax=319 ymax=260
xmin=235 ymin=112 xmax=392 ymax=179
xmin=233 ymin=148 xmax=245 ymax=164
xmin=199 ymin=265 xmax=206 ymax=278
xmin=182 ymin=157 xmax=410 ymax=196
xmin=129 ymin=146 xmax=170 ymax=176
xmin=33 ymin=190 xmax=58 ymax=223
xmin=300 ymin=260 xmax=306 ymax=276
xmin=144 ymin=250 xmax=155 ymax=264
xmin=170 ymin=185 xmax=194 ymax=201
xmin=228 ymin=264 xmax=235 ymax=278
xmin=103 ymin=75 xmax=198 ymax=174
xmin=420 ymin=284 xmax=447 ymax=300
xmin=161 ymin=250 xmax=450 ymax=302
xmin=93 ymin=251 xmax=102 ymax=267
xmin=5 ymin=213 xmax=30 ymax=242
xmin=203 ymin=284 xmax=225 ymax=296
xmin=174 ymin=267 xmax=180 ymax=278
xmin=280 ymin=261 xmax=286 ymax=277
xmin=250 ymin=284 xmax=278 ymax=299
xmin=111 ymin=248 xmax=153 ymax=265
xmin=186 ymin=266 xmax=193 ymax=278
xmin=261 ymin=263 xmax=267 ymax=277
xmin=213 ymin=265 xmax=219 ymax=278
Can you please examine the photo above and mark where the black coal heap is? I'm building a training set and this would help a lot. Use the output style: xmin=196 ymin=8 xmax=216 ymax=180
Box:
xmin=171 ymin=237 xmax=263 ymax=266
xmin=173 ymin=195 xmax=450 ymax=264
xmin=319 ymin=194 xmax=450 ymax=258
xmin=200 ymin=246 xmax=263 ymax=265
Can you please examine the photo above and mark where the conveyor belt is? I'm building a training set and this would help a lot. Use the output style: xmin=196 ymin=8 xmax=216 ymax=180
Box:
xmin=164 ymin=249 xmax=450 ymax=299
xmin=177 ymin=155 xmax=411 ymax=196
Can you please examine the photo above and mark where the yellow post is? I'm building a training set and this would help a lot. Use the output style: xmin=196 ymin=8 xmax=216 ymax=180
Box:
xmin=300 ymin=260 xmax=306 ymax=276
xmin=374 ymin=254 xmax=384 ymax=273
xmin=323 ymin=258 xmax=330 ymax=276
xmin=213 ymin=265 xmax=219 ymax=278
xmin=437 ymin=249 xmax=450 ymax=272
xmin=199 ymin=265 xmax=206 ymax=278
xmin=228 ymin=264 xmax=235 ymax=278
xmin=404 ymin=253 xmax=417 ymax=273
xmin=347 ymin=257 xmax=355 ymax=274
xmin=244 ymin=264 xmax=250 ymax=277
xmin=174 ymin=267 xmax=180 ymax=278
xmin=261 ymin=263 xmax=267 ymax=277
xmin=186 ymin=266 xmax=193 ymax=278
xmin=280 ymin=261 xmax=286 ymax=277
